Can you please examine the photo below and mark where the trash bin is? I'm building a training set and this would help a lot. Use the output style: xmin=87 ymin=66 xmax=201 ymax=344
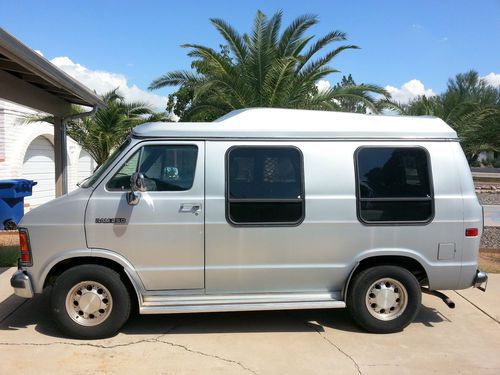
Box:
xmin=0 ymin=179 xmax=37 ymax=230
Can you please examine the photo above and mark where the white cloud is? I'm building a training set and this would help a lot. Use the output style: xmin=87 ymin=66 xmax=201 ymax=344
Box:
xmin=385 ymin=79 xmax=435 ymax=104
xmin=481 ymin=72 xmax=500 ymax=87
xmin=315 ymin=79 xmax=331 ymax=93
xmin=50 ymin=56 xmax=167 ymax=110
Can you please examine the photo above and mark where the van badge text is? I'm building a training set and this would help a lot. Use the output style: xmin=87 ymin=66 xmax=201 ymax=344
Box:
xmin=95 ymin=218 xmax=127 ymax=224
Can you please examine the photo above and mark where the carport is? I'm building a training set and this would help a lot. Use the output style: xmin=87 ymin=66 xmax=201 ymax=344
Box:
xmin=0 ymin=27 xmax=103 ymax=196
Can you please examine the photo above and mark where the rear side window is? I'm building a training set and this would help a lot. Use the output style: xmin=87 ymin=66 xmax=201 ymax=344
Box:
xmin=355 ymin=147 xmax=433 ymax=223
xmin=226 ymin=146 xmax=304 ymax=225
xmin=107 ymin=145 xmax=198 ymax=191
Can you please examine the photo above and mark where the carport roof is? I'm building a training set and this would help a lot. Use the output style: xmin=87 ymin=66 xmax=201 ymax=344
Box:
xmin=0 ymin=27 xmax=104 ymax=109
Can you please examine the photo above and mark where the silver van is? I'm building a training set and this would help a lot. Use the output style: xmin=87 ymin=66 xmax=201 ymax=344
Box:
xmin=11 ymin=108 xmax=487 ymax=339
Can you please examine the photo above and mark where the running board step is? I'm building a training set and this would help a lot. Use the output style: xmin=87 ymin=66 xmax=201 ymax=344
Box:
xmin=139 ymin=292 xmax=345 ymax=314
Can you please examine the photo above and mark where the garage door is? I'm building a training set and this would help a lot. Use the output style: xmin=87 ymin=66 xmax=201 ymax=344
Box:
xmin=22 ymin=136 xmax=55 ymax=209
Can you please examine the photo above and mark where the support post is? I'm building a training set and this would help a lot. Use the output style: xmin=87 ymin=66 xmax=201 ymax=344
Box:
xmin=53 ymin=116 xmax=68 ymax=196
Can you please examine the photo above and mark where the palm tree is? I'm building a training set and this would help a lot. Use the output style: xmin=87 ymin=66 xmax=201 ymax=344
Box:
xmin=397 ymin=71 xmax=500 ymax=163
xmin=26 ymin=89 xmax=170 ymax=166
xmin=150 ymin=10 xmax=389 ymax=121
xmin=331 ymin=74 xmax=384 ymax=113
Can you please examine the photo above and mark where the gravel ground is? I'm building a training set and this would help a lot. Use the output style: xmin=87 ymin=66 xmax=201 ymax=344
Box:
xmin=477 ymin=193 xmax=500 ymax=205
xmin=476 ymin=188 xmax=500 ymax=250
xmin=481 ymin=227 xmax=500 ymax=249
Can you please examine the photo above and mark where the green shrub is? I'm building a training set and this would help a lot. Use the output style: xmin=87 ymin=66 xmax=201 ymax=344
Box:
xmin=0 ymin=245 xmax=18 ymax=267
xmin=482 ymin=156 xmax=500 ymax=168
xmin=470 ymin=159 xmax=481 ymax=167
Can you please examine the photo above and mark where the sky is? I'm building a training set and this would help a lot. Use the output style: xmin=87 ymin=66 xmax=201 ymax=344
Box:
xmin=1 ymin=0 xmax=499 ymax=110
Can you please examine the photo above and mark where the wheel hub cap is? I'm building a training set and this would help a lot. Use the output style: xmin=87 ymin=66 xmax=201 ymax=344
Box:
xmin=365 ymin=278 xmax=408 ymax=321
xmin=79 ymin=292 xmax=102 ymax=315
xmin=65 ymin=281 xmax=113 ymax=327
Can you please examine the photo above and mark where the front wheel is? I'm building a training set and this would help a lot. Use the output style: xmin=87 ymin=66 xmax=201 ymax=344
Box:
xmin=346 ymin=265 xmax=421 ymax=333
xmin=50 ymin=264 xmax=131 ymax=339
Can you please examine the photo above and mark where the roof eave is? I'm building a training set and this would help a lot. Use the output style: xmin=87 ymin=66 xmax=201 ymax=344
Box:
xmin=0 ymin=28 xmax=104 ymax=108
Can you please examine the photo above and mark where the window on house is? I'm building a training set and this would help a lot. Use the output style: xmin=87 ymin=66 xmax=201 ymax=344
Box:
xmin=227 ymin=146 xmax=304 ymax=225
xmin=356 ymin=147 xmax=433 ymax=223
xmin=107 ymin=145 xmax=198 ymax=191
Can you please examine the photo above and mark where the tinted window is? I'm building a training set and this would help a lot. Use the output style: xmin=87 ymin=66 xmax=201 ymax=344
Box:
xmin=356 ymin=147 xmax=433 ymax=223
xmin=359 ymin=201 xmax=432 ymax=222
xmin=107 ymin=150 xmax=140 ymax=190
xmin=139 ymin=146 xmax=197 ymax=191
xmin=108 ymin=145 xmax=198 ymax=191
xmin=227 ymin=147 xmax=304 ymax=225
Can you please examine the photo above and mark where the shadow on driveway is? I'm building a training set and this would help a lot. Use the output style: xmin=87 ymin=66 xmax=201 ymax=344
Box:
xmin=0 ymin=290 xmax=450 ymax=340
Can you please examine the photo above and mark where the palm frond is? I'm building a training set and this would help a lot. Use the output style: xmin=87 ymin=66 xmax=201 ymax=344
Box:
xmin=298 ymin=30 xmax=348 ymax=69
xmin=210 ymin=17 xmax=248 ymax=63
xmin=148 ymin=70 xmax=202 ymax=90
xmin=263 ymin=10 xmax=282 ymax=51
xmin=298 ymin=45 xmax=358 ymax=75
xmin=183 ymin=44 xmax=234 ymax=76
xmin=278 ymin=14 xmax=318 ymax=56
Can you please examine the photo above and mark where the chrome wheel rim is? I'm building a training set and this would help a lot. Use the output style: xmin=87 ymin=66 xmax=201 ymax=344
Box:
xmin=65 ymin=281 xmax=113 ymax=326
xmin=365 ymin=278 xmax=408 ymax=321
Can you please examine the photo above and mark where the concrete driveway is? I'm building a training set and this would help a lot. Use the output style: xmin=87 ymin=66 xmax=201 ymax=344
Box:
xmin=0 ymin=268 xmax=499 ymax=375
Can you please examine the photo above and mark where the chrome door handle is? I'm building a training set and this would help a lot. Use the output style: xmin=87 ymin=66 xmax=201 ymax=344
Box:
xmin=179 ymin=203 xmax=202 ymax=215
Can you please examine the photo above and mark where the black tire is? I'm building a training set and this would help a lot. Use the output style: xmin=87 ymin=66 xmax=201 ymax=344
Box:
xmin=50 ymin=264 xmax=131 ymax=339
xmin=346 ymin=265 xmax=421 ymax=333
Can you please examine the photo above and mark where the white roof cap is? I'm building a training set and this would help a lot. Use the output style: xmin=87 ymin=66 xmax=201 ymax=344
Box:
xmin=132 ymin=108 xmax=458 ymax=140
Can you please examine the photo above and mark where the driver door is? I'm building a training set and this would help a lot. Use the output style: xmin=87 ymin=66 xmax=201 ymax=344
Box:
xmin=85 ymin=141 xmax=205 ymax=291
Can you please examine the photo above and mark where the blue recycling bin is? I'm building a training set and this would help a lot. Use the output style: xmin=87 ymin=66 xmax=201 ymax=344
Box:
xmin=0 ymin=179 xmax=37 ymax=230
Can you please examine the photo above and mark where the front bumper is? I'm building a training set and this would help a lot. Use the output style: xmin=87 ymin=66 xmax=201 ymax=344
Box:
xmin=10 ymin=270 xmax=34 ymax=298
xmin=473 ymin=270 xmax=488 ymax=291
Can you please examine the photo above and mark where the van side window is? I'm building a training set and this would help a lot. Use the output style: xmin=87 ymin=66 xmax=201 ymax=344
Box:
xmin=226 ymin=146 xmax=304 ymax=225
xmin=106 ymin=150 xmax=140 ymax=190
xmin=107 ymin=145 xmax=198 ymax=191
xmin=355 ymin=147 xmax=433 ymax=223
xmin=139 ymin=145 xmax=198 ymax=191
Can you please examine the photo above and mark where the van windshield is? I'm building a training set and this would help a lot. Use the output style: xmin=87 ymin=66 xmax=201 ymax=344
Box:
xmin=79 ymin=138 xmax=131 ymax=188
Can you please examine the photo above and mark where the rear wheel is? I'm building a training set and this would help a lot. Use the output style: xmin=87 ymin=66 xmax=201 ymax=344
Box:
xmin=347 ymin=265 xmax=421 ymax=333
xmin=50 ymin=264 xmax=131 ymax=339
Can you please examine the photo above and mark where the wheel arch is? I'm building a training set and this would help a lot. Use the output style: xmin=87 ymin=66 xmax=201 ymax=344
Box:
xmin=342 ymin=255 xmax=429 ymax=301
xmin=43 ymin=254 xmax=143 ymax=310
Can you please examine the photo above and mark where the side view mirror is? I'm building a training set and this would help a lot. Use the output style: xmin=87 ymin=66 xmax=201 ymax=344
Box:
xmin=127 ymin=172 xmax=146 ymax=205
xmin=131 ymin=172 xmax=146 ymax=192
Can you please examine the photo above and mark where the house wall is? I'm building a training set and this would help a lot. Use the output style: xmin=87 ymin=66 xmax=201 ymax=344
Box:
xmin=478 ymin=151 xmax=496 ymax=162
xmin=0 ymin=99 xmax=96 ymax=209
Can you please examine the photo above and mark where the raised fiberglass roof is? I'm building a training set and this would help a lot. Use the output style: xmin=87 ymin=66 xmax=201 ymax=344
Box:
xmin=132 ymin=108 xmax=458 ymax=140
